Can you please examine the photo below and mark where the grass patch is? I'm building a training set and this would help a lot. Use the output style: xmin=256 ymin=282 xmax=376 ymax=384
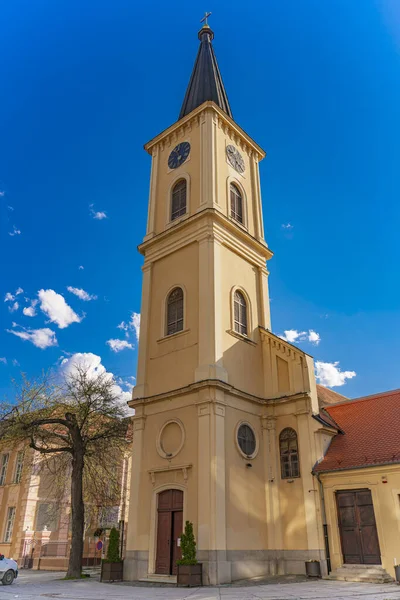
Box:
xmin=61 ymin=573 xmax=91 ymax=580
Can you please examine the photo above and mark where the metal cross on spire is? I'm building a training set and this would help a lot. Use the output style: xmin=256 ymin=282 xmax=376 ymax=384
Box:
xmin=200 ymin=12 xmax=212 ymax=26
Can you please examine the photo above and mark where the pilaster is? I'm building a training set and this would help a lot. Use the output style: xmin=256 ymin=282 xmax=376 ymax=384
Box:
xmin=144 ymin=146 xmax=159 ymax=240
xmin=132 ymin=263 xmax=152 ymax=399
xmin=295 ymin=406 xmax=324 ymax=556
xmin=125 ymin=414 xmax=146 ymax=571
xmin=195 ymin=235 xmax=228 ymax=382
xmin=262 ymin=415 xmax=284 ymax=575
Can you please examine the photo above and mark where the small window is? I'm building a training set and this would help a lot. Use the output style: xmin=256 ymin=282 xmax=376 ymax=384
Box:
xmin=0 ymin=453 xmax=9 ymax=486
xmin=171 ymin=179 xmax=187 ymax=221
xmin=280 ymin=428 xmax=300 ymax=479
xmin=4 ymin=506 xmax=16 ymax=543
xmin=237 ymin=423 xmax=256 ymax=457
xmin=166 ymin=287 xmax=184 ymax=336
xmin=14 ymin=451 xmax=24 ymax=484
xmin=230 ymin=183 xmax=243 ymax=224
xmin=234 ymin=290 xmax=248 ymax=336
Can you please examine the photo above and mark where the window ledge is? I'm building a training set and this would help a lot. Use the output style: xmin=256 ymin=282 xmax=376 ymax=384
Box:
xmin=227 ymin=329 xmax=257 ymax=346
xmin=157 ymin=328 xmax=190 ymax=344
xmin=229 ymin=216 xmax=248 ymax=233
xmin=166 ymin=213 xmax=189 ymax=230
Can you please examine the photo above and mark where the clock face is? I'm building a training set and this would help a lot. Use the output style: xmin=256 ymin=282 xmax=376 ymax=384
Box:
xmin=168 ymin=142 xmax=191 ymax=169
xmin=226 ymin=145 xmax=245 ymax=174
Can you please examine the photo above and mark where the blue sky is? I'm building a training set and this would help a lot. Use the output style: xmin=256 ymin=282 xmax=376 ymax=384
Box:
xmin=1 ymin=0 xmax=400 ymax=401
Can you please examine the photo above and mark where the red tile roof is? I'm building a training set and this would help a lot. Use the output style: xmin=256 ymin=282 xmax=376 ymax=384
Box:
xmin=314 ymin=388 xmax=400 ymax=473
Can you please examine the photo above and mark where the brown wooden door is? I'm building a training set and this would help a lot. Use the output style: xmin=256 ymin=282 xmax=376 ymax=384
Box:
xmin=336 ymin=489 xmax=381 ymax=565
xmin=155 ymin=490 xmax=183 ymax=575
xmin=171 ymin=509 xmax=183 ymax=575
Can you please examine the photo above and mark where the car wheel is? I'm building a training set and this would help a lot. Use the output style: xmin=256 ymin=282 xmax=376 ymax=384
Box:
xmin=1 ymin=570 xmax=15 ymax=585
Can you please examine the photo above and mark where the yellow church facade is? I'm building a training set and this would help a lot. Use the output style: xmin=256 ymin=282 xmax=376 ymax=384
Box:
xmin=125 ymin=24 xmax=334 ymax=585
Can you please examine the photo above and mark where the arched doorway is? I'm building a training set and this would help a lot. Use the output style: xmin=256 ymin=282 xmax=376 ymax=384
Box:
xmin=155 ymin=489 xmax=183 ymax=575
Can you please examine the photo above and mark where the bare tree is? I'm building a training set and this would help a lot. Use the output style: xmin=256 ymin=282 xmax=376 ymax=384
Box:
xmin=0 ymin=363 xmax=130 ymax=578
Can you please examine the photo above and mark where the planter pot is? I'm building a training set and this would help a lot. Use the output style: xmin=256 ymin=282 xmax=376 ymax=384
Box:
xmin=100 ymin=561 xmax=123 ymax=582
xmin=395 ymin=565 xmax=400 ymax=583
xmin=305 ymin=561 xmax=321 ymax=578
xmin=177 ymin=563 xmax=202 ymax=587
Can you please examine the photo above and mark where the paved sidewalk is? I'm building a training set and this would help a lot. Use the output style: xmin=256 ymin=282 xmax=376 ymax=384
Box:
xmin=1 ymin=572 xmax=400 ymax=599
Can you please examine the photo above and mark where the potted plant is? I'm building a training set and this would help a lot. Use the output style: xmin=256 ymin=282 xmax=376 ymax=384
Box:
xmin=394 ymin=563 xmax=400 ymax=583
xmin=176 ymin=521 xmax=202 ymax=587
xmin=305 ymin=559 xmax=321 ymax=578
xmin=100 ymin=527 xmax=123 ymax=582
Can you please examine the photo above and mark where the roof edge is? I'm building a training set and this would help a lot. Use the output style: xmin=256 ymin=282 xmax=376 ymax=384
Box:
xmin=144 ymin=101 xmax=266 ymax=159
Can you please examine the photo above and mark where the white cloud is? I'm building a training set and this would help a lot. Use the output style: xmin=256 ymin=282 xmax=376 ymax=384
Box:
xmin=8 ymin=301 xmax=19 ymax=313
xmin=7 ymin=326 xmax=58 ymax=349
xmin=279 ymin=328 xmax=321 ymax=346
xmin=23 ymin=299 xmax=38 ymax=317
xmin=89 ymin=204 xmax=107 ymax=220
xmin=0 ymin=190 xmax=4 ymax=196
xmin=12 ymin=359 xmax=20 ymax=366
xmin=59 ymin=352 xmax=133 ymax=412
xmin=281 ymin=223 xmax=294 ymax=230
xmin=117 ymin=375 xmax=136 ymax=393
xmin=130 ymin=313 xmax=140 ymax=341
xmin=106 ymin=339 xmax=133 ymax=353
xmin=280 ymin=329 xmax=307 ymax=343
xmin=315 ymin=361 xmax=356 ymax=388
xmin=67 ymin=286 xmax=97 ymax=301
xmin=78 ymin=265 xmax=84 ymax=270
xmin=9 ymin=225 xmax=21 ymax=236
xmin=117 ymin=321 xmax=129 ymax=333
xmin=0 ymin=357 xmax=7 ymax=364
xmin=38 ymin=289 xmax=82 ymax=329
xmin=308 ymin=330 xmax=321 ymax=345
xmin=4 ymin=288 xmax=23 ymax=303
xmin=117 ymin=312 xmax=140 ymax=341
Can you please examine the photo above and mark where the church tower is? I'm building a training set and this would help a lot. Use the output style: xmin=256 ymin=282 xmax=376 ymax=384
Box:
xmin=125 ymin=23 xmax=328 ymax=585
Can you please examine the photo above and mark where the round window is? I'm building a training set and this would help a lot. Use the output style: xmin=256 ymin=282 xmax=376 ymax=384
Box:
xmin=237 ymin=423 xmax=256 ymax=457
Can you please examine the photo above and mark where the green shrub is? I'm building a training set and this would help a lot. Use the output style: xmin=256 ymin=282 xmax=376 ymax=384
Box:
xmin=176 ymin=520 xmax=197 ymax=566
xmin=103 ymin=527 xmax=121 ymax=563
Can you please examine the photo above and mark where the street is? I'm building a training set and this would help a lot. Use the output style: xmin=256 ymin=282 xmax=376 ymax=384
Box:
xmin=1 ymin=571 xmax=400 ymax=600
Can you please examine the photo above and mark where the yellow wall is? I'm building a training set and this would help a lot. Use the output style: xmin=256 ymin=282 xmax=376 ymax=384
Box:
xmin=321 ymin=464 xmax=400 ymax=578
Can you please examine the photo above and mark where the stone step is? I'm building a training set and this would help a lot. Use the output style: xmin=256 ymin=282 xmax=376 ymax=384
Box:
xmin=327 ymin=564 xmax=394 ymax=584
xmin=138 ymin=574 xmax=177 ymax=584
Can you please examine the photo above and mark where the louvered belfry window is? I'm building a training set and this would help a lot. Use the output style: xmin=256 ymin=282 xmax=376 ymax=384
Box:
xmin=279 ymin=428 xmax=300 ymax=479
xmin=171 ymin=179 xmax=187 ymax=221
xmin=166 ymin=287 xmax=184 ymax=336
xmin=234 ymin=290 xmax=247 ymax=335
xmin=230 ymin=183 xmax=243 ymax=224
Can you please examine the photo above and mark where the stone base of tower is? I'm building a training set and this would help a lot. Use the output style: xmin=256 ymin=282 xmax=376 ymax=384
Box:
xmin=122 ymin=548 xmax=328 ymax=584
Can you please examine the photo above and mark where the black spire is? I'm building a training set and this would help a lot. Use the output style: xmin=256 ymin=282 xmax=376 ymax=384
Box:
xmin=179 ymin=25 xmax=232 ymax=120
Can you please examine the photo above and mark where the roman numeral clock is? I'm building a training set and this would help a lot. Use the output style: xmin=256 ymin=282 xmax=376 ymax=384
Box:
xmin=168 ymin=142 xmax=191 ymax=169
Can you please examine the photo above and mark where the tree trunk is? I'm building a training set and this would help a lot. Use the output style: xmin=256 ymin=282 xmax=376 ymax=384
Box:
xmin=66 ymin=447 xmax=85 ymax=577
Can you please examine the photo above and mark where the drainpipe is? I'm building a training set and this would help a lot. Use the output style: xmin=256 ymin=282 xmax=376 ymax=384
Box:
xmin=314 ymin=471 xmax=331 ymax=574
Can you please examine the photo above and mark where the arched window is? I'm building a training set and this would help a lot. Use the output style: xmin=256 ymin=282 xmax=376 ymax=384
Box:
xmin=234 ymin=290 xmax=247 ymax=335
xmin=230 ymin=183 xmax=243 ymax=224
xmin=279 ymin=428 xmax=300 ymax=479
xmin=171 ymin=179 xmax=187 ymax=221
xmin=166 ymin=287 xmax=184 ymax=336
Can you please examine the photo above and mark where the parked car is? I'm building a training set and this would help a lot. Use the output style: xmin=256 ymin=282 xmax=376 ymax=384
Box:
xmin=0 ymin=554 xmax=18 ymax=585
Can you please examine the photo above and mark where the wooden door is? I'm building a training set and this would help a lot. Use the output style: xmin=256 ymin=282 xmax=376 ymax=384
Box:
xmin=336 ymin=490 xmax=381 ymax=565
xmin=155 ymin=490 xmax=183 ymax=575
xmin=171 ymin=509 xmax=183 ymax=575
